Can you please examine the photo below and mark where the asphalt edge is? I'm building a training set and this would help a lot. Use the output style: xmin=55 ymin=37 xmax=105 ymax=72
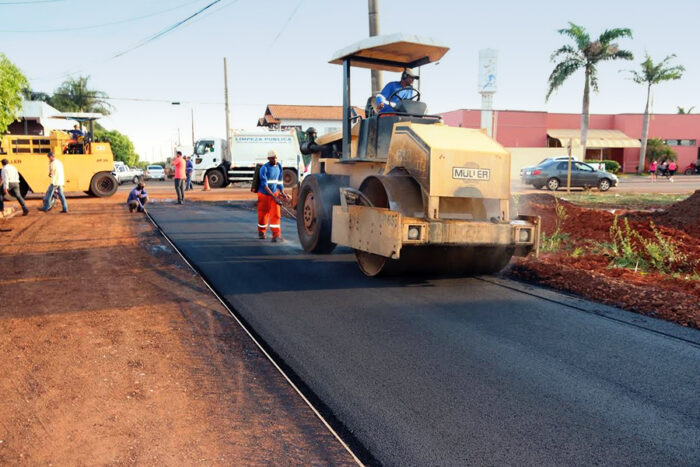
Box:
xmin=481 ymin=275 xmax=700 ymax=347
xmin=144 ymin=210 xmax=374 ymax=467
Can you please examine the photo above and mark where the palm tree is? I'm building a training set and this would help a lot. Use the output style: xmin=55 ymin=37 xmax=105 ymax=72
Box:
xmin=676 ymin=106 xmax=694 ymax=114
xmin=627 ymin=54 xmax=684 ymax=173
xmin=51 ymin=76 xmax=112 ymax=116
xmin=546 ymin=23 xmax=633 ymax=158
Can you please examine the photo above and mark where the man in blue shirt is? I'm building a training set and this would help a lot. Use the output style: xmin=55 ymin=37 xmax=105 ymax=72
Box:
xmin=127 ymin=182 xmax=148 ymax=213
xmin=376 ymin=68 xmax=419 ymax=113
xmin=70 ymin=124 xmax=83 ymax=141
xmin=185 ymin=156 xmax=194 ymax=191
xmin=256 ymin=150 xmax=290 ymax=242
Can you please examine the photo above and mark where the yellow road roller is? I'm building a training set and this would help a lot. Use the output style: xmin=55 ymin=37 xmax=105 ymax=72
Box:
xmin=296 ymin=34 xmax=539 ymax=276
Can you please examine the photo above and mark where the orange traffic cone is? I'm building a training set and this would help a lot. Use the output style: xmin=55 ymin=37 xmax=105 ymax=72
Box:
xmin=203 ymin=176 xmax=211 ymax=191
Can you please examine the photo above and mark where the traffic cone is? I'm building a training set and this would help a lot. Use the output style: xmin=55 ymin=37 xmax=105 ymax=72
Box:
xmin=203 ymin=176 xmax=211 ymax=191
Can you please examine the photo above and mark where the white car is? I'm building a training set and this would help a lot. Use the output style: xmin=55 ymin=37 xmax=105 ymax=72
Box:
xmin=145 ymin=165 xmax=166 ymax=181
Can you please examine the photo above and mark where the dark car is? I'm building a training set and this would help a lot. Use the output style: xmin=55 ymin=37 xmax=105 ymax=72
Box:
xmin=522 ymin=160 xmax=618 ymax=191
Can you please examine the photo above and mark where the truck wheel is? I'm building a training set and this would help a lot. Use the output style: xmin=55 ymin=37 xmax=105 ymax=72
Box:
xmin=283 ymin=168 xmax=298 ymax=188
xmin=18 ymin=178 xmax=30 ymax=199
xmin=296 ymin=175 xmax=340 ymax=253
xmin=206 ymin=169 xmax=226 ymax=188
xmin=132 ymin=176 xmax=141 ymax=184
xmin=89 ymin=172 xmax=119 ymax=197
xmin=546 ymin=178 xmax=560 ymax=191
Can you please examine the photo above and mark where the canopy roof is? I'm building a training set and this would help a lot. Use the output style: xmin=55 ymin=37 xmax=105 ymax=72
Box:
xmin=547 ymin=129 xmax=641 ymax=148
xmin=52 ymin=112 xmax=104 ymax=122
xmin=329 ymin=33 xmax=449 ymax=72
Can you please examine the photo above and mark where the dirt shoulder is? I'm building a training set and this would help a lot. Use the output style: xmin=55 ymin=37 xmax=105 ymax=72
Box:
xmin=507 ymin=191 xmax=700 ymax=329
xmin=0 ymin=192 xmax=353 ymax=465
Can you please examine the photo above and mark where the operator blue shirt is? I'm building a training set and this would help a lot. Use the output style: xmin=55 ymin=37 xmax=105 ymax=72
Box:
xmin=258 ymin=162 xmax=283 ymax=196
xmin=376 ymin=81 xmax=415 ymax=113
xmin=185 ymin=158 xmax=194 ymax=175
xmin=127 ymin=187 xmax=148 ymax=206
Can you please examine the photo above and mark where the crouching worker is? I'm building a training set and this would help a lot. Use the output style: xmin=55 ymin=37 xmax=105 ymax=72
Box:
xmin=127 ymin=182 xmax=148 ymax=213
xmin=256 ymin=150 xmax=290 ymax=242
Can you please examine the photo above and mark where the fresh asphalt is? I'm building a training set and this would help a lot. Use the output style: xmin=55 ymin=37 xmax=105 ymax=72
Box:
xmin=148 ymin=202 xmax=700 ymax=466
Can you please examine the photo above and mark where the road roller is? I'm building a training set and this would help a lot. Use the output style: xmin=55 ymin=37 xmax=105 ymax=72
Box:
xmin=296 ymin=34 xmax=539 ymax=276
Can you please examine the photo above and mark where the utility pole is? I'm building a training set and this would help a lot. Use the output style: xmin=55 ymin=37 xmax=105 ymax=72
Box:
xmin=223 ymin=57 xmax=231 ymax=159
xmin=191 ymin=108 xmax=195 ymax=146
xmin=368 ymin=0 xmax=382 ymax=95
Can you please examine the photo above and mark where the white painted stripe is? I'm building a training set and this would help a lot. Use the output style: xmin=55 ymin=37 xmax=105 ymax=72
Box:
xmin=257 ymin=224 xmax=268 ymax=228
xmin=269 ymin=224 xmax=280 ymax=228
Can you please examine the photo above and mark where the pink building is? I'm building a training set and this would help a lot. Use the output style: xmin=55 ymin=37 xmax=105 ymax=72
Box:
xmin=441 ymin=109 xmax=700 ymax=173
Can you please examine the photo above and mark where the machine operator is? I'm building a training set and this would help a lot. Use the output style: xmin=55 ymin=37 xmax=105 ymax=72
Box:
xmin=375 ymin=67 xmax=419 ymax=113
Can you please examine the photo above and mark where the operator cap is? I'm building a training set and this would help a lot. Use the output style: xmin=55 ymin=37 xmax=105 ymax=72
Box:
xmin=403 ymin=67 xmax=419 ymax=79
xmin=267 ymin=149 xmax=278 ymax=158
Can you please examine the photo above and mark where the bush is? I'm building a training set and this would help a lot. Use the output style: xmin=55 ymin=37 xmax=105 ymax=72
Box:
xmin=585 ymin=159 xmax=620 ymax=173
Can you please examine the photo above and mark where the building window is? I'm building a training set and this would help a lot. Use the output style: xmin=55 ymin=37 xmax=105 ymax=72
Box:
xmin=664 ymin=139 xmax=696 ymax=146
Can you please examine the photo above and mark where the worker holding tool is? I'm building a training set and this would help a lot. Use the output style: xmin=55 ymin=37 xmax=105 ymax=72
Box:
xmin=256 ymin=149 xmax=289 ymax=242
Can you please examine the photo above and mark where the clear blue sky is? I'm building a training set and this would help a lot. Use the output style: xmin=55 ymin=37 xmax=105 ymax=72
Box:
xmin=3 ymin=0 xmax=699 ymax=162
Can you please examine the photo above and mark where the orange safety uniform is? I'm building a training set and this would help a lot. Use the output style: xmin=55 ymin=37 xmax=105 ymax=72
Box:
xmin=256 ymin=161 xmax=284 ymax=238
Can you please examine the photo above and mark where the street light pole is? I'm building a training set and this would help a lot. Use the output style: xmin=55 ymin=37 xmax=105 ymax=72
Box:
xmin=223 ymin=57 xmax=231 ymax=160
xmin=191 ymin=108 xmax=195 ymax=146
xmin=368 ymin=0 xmax=382 ymax=96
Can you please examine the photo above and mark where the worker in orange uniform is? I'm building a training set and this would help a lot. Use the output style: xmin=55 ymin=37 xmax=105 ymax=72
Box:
xmin=257 ymin=150 xmax=289 ymax=242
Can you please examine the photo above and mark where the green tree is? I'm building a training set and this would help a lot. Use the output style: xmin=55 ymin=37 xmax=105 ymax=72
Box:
xmin=51 ymin=76 xmax=112 ymax=115
xmin=546 ymin=23 xmax=633 ymax=157
xmin=627 ymin=54 xmax=684 ymax=173
xmin=94 ymin=125 xmax=139 ymax=166
xmin=645 ymin=138 xmax=676 ymax=163
xmin=0 ymin=53 xmax=29 ymax=134
xmin=676 ymin=106 xmax=694 ymax=114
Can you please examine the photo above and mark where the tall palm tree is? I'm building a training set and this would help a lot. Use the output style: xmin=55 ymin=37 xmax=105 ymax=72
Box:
xmin=51 ymin=76 xmax=112 ymax=116
xmin=676 ymin=106 xmax=694 ymax=114
xmin=546 ymin=23 xmax=633 ymax=158
xmin=627 ymin=54 xmax=684 ymax=173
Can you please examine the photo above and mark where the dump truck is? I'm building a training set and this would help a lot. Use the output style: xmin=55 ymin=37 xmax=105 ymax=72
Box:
xmin=296 ymin=34 xmax=540 ymax=276
xmin=0 ymin=113 xmax=118 ymax=198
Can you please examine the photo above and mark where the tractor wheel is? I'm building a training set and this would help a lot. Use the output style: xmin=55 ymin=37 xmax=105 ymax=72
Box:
xmin=206 ymin=169 xmax=226 ymax=188
xmin=296 ymin=174 xmax=341 ymax=253
xmin=283 ymin=168 xmax=298 ymax=188
xmin=90 ymin=172 xmax=119 ymax=197
xmin=18 ymin=178 xmax=30 ymax=199
xmin=546 ymin=177 xmax=560 ymax=191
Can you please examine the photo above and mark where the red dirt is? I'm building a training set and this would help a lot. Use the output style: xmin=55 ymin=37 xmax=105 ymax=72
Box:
xmin=0 ymin=192 xmax=353 ymax=465
xmin=508 ymin=190 xmax=700 ymax=329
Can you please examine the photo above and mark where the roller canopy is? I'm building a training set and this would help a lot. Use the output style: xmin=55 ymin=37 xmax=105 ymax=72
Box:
xmin=329 ymin=34 xmax=449 ymax=72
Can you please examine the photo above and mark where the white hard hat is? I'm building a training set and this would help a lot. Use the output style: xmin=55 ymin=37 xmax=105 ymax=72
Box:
xmin=267 ymin=149 xmax=278 ymax=158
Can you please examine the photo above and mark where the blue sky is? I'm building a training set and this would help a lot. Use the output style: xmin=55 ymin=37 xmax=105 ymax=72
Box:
xmin=3 ymin=0 xmax=699 ymax=162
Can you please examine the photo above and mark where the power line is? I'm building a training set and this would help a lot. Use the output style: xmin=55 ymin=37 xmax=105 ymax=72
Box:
xmin=113 ymin=0 xmax=222 ymax=59
xmin=0 ymin=0 xmax=63 ymax=4
xmin=0 ymin=0 xmax=206 ymax=33
xmin=271 ymin=0 xmax=304 ymax=46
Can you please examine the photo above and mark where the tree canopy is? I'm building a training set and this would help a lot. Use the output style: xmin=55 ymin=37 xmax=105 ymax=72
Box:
xmin=0 ymin=53 xmax=29 ymax=134
xmin=94 ymin=124 xmax=140 ymax=166
xmin=546 ymin=23 xmax=634 ymax=101
xmin=677 ymin=106 xmax=695 ymax=114
xmin=645 ymin=138 xmax=676 ymax=162
xmin=51 ymin=76 xmax=112 ymax=115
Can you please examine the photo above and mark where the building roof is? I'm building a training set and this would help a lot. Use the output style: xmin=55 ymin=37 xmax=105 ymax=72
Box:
xmin=262 ymin=104 xmax=364 ymax=123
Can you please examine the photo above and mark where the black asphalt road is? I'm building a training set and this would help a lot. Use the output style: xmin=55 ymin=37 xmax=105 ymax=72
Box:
xmin=149 ymin=202 xmax=700 ymax=466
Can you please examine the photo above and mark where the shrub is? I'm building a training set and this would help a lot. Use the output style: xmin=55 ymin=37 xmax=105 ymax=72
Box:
xmin=585 ymin=159 xmax=620 ymax=173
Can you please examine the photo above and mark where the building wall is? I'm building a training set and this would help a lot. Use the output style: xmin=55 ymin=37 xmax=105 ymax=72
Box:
xmin=442 ymin=109 xmax=700 ymax=172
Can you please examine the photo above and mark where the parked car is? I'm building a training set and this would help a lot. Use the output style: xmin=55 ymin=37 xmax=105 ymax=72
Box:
xmin=112 ymin=165 xmax=143 ymax=184
xmin=520 ymin=155 xmax=578 ymax=179
xmin=145 ymin=165 xmax=166 ymax=181
xmin=522 ymin=160 xmax=618 ymax=191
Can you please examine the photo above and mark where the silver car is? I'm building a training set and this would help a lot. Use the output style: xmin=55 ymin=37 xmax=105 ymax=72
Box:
xmin=522 ymin=160 xmax=618 ymax=191
xmin=145 ymin=165 xmax=166 ymax=181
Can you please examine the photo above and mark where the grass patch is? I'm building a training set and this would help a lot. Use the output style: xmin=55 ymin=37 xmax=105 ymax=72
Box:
xmin=540 ymin=198 xmax=570 ymax=253
xmin=558 ymin=192 xmax=688 ymax=209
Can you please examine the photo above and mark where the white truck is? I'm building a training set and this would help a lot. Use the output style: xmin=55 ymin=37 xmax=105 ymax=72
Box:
xmin=192 ymin=129 xmax=303 ymax=188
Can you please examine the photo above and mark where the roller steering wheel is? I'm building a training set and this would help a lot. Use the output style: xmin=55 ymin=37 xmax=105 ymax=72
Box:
xmin=387 ymin=86 xmax=421 ymax=103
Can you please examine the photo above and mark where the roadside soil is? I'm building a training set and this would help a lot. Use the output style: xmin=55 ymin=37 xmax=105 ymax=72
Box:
xmin=0 ymin=188 xmax=354 ymax=465
xmin=508 ymin=190 xmax=700 ymax=329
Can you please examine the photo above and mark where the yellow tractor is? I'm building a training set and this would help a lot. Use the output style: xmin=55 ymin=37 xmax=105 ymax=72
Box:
xmin=296 ymin=34 xmax=540 ymax=276
xmin=0 ymin=114 xmax=118 ymax=198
